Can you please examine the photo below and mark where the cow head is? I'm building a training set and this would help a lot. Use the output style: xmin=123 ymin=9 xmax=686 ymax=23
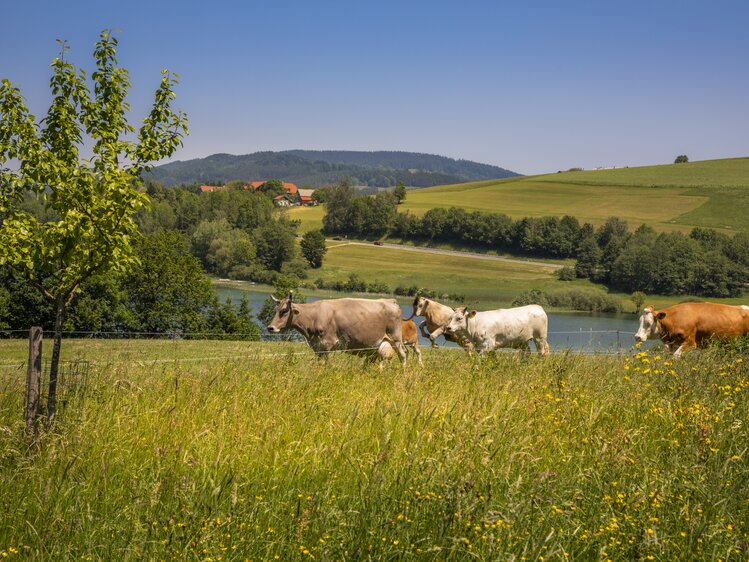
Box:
xmin=444 ymin=307 xmax=476 ymax=336
xmin=634 ymin=306 xmax=665 ymax=343
xmin=408 ymin=295 xmax=429 ymax=320
xmin=267 ymin=292 xmax=298 ymax=333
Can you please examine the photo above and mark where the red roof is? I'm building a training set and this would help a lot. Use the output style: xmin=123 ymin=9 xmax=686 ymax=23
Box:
xmin=199 ymin=185 xmax=225 ymax=193
xmin=199 ymin=181 xmax=299 ymax=195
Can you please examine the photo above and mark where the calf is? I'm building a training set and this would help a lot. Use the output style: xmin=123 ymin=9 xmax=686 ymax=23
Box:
xmin=401 ymin=319 xmax=423 ymax=366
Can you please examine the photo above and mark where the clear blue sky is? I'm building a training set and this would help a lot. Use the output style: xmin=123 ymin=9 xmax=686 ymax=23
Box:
xmin=1 ymin=0 xmax=747 ymax=175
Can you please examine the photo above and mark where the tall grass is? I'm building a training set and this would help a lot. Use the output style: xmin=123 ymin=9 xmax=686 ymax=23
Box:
xmin=1 ymin=343 xmax=747 ymax=560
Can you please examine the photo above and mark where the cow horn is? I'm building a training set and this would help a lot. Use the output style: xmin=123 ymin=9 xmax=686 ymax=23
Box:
xmin=288 ymin=291 xmax=294 ymax=303
xmin=271 ymin=295 xmax=280 ymax=303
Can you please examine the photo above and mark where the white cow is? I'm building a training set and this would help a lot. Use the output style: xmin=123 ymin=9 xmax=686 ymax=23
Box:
xmin=444 ymin=304 xmax=550 ymax=356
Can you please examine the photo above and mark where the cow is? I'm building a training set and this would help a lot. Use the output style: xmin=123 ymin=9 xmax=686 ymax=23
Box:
xmin=267 ymin=293 xmax=407 ymax=366
xmin=408 ymin=296 xmax=474 ymax=354
xmin=443 ymin=304 xmax=550 ymax=356
xmin=634 ymin=302 xmax=749 ymax=357
xmin=401 ymin=319 xmax=423 ymax=366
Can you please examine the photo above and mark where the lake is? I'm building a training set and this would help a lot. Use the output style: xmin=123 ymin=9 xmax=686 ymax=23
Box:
xmin=216 ymin=286 xmax=643 ymax=354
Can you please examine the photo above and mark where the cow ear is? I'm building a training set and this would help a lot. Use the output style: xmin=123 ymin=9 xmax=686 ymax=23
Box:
xmin=655 ymin=312 xmax=666 ymax=320
xmin=467 ymin=310 xmax=477 ymax=318
xmin=290 ymin=304 xmax=300 ymax=315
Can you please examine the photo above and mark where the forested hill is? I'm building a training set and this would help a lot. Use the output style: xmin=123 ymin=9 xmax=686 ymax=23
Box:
xmin=148 ymin=150 xmax=519 ymax=188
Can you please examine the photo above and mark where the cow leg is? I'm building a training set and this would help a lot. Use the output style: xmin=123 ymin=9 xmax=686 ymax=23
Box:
xmin=395 ymin=341 xmax=408 ymax=367
xmin=519 ymin=340 xmax=532 ymax=360
xmin=412 ymin=341 xmax=423 ymax=367
xmin=419 ymin=320 xmax=431 ymax=340
xmin=534 ymin=337 xmax=550 ymax=357
xmin=428 ymin=325 xmax=444 ymax=348
xmin=673 ymin=338 xmax=696 ymax=358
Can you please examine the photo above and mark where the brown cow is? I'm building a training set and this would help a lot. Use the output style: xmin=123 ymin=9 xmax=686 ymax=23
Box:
xmin=408 ymin=296 xmax=474 ymax=354
xmin=635 ymin=302 xmax=749 ymax=357
xmin=267 ymin=294 xmax=407 ymax=366
xmin=401 ymin=319 xmax=423 ymax=366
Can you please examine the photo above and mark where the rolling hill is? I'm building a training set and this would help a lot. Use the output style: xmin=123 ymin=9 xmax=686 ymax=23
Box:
xmin=287 ymin=157 xmax=749 ymax=233
xmin=398 ymin=157 xmax=749 ymax=233
xmin=147 ymin=150 xmax=519 ymax=188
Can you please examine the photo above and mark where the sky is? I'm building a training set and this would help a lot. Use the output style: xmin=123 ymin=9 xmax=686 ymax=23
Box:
xmin=1 ymin=0 xmax=747 ymax=175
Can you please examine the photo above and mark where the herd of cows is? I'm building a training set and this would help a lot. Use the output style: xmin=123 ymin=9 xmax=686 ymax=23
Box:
xmin=267 ymin=294 xmax=749 ymax=366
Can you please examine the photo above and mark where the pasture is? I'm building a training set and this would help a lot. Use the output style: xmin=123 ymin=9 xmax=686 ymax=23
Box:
xmin=318 ymin=241 xmax=572 ymax=304
xmin=302 ymin=242 xmax=747 ymax=310
xmin=1 ymin=338 xmax=748 ymax=560
xmin=288 ymin=157 xmax=749 ymax=233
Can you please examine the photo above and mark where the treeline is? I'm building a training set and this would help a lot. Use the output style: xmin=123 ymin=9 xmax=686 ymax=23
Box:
xmin=322 ymin=180 xmax=748 ymax=297
xmin=1 ymin=180 xmax=312 ymax=335
xmin=308 ymin=274 xmax=466 ymax=303
xmin=139 ymin=182 xmax=307 ymax=284
xmin=0 ymin=232 xmax=260 ymax=338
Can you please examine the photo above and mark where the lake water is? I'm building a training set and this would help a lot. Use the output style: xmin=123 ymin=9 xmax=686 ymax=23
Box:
xmin=216 ymin=286 xmax=643 ymax=354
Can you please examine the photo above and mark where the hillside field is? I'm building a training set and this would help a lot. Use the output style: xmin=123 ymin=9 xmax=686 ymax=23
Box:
xmin=288 ymin=157 xmax=749 ymax=233
xmin=298 ymin=241 xmax=745 ymax=310
xmin=1 ymin=339 xmax=748 ymax=560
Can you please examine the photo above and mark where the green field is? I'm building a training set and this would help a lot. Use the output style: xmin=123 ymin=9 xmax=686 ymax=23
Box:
xmin=288 ymin=157 xmax=749 ymax=233
xmin=300 ymin=241 xmax=744 ymax=310
xmin=317 ymin=242 xmax=585 ymax=305
xmin=1 ymin=339 xmax=748 ymax=560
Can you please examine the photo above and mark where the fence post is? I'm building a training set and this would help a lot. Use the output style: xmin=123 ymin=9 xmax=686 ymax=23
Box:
xmin=25 ymin=326 xmax=43 ymax=436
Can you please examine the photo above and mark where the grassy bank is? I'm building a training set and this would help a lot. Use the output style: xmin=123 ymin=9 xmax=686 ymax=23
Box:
xmin=1 ymin=340 xmax=748 ymax=560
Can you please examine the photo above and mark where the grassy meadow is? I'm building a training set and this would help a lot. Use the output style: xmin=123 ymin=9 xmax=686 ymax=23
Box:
xmin=318 ymin=241 xmax=577 ymax=305
xmin=1 ymin=338 xmax=748 ymax=560
xmin=288 ymin=157 xmax=749 ymax=234
xmin=300 ymin=241 xmax=745 ymax=310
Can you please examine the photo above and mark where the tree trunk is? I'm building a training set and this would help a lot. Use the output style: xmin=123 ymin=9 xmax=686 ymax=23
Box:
xmin=47 ymin=299 xmax=66 ymax=422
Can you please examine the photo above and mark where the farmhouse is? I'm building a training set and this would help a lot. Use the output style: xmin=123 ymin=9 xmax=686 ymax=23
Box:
xmin=298 ymin=188 xmax=316 ymax=206
xmin=197 ymin=181 xmax=315 ymax=207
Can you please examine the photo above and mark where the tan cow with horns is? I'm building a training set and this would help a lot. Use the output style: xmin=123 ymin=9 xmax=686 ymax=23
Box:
xmin=634 ymin=302 xmax=749 ymax=357
xmin=267 ymin=293 xmax=408 ymax=366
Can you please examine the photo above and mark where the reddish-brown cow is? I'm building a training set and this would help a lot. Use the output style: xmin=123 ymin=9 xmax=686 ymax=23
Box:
xmin=635 ymin=302 xmax=749 ymax=357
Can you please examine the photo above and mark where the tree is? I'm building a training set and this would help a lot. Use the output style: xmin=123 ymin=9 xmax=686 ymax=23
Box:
xmin=252 ymin=218 xmax=298 ymax=271
xmin=258 ymin=179 xmax=286 ymax=199
xmin=393 ymin=181 xmax=407 ymax=204
xmin=300 ymin=230 xmax=327 ymax=268
xmin=322 ymin=177 xmax=356 ymax=234
xmin=125 ymin=232 xmax=215 ymax=334
xmin=631 ymin=291 xmax=646 ymax=312
xmin=0 ymin=30 xmax=187 ymax=419
xmin=575 ymin=235 xmax=601 ymax=279
xmin=674 ymin=155 xmax=689 ymax=164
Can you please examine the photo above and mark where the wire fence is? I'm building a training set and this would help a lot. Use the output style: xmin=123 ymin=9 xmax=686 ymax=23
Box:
xmin=0 ymin=328 xmax=637 ymax=374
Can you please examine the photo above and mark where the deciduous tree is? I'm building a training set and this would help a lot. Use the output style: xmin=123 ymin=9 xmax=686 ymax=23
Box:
xmin=300 ymin=230 xmax=327 ymax=268
xmin=0 ymin=30 xmax=187 ymax=419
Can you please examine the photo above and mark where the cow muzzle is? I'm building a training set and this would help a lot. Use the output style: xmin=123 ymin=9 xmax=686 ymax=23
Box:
xmin=267 ymin=325 xmax=279 ymax=333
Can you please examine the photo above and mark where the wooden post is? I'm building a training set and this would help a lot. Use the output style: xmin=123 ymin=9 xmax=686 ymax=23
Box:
xmin=25 ymin=326 xmax=43 ymax=436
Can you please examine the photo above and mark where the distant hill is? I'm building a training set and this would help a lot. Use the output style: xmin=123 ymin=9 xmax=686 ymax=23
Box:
xmin=398 ymin=157 xmax=749 ymax=233
xmin=148 ymin=150 xmax=519 ymax=188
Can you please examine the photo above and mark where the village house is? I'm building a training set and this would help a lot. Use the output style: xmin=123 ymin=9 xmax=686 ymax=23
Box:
xmin=197 ymin=181 xmax=315 ymax=207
